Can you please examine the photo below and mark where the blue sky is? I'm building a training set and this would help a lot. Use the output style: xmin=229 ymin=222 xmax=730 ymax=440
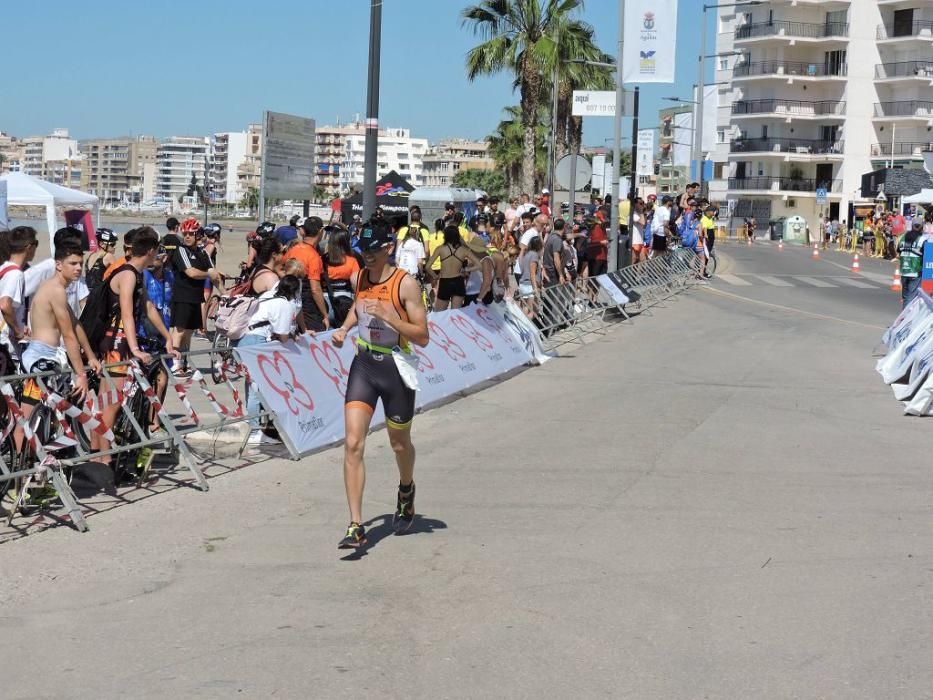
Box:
xmin=0 ymin=0 xmax=715 ymax=147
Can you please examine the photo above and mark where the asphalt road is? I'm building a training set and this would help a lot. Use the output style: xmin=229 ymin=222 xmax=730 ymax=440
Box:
xmin=2 ymin=241 xmax=931 ymax=699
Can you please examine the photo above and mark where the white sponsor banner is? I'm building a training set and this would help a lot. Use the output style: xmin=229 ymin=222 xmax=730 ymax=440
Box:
xmin=636 ymin=129 xmax=655 ymax=177
xmin=571 ymin=90 xmax=636 ymax=118
xmin=0 ymin=180 xmax=7 ymax=230
xmin=595 ymin=275 xmax=631 ymax=306
xmin=234 ymin=303 xmax=539 ymax=456
xmin=623 ymin=0 xmax=678 ymax=84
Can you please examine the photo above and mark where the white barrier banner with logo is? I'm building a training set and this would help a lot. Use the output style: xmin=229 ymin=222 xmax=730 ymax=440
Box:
xmin=623 ymin=0 xmax=678 ymax=84
xmin=234 ymin=303 xmax=537 ymax=456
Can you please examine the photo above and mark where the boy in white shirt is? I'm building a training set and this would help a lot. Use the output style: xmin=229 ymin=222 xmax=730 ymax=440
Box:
xmin=0 ymin=226 xmax=38 ymax=364
xmin=237 ymin=274 xmax=301 ymax=445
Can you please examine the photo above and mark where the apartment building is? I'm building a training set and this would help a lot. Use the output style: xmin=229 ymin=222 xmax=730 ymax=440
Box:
xmin=713 ymin=0 xmax=933 ymax=233
xmin=156 ymin=136 xmax=209 ymax=203
xmin=316 ymin=124 xmax=360 ymax=197
xmin=210 ymin=132 xmax=249 ymax=204
xmin=0 ymin=132 xmax=22 ymax=173
xmin=656 ymin=106 xmax=693 ymax=197
xmin=21 ymin=129 xmax=82 ymax=186
xmin=338 ymin=125 xmax=428 ymax=191
xmin=422 ymin=139 xmax=495 ymax=188
xmin=79 ymin=136 xmax=158 ymax=205
xmin=236 ymin=123 xmax=263 ymax=203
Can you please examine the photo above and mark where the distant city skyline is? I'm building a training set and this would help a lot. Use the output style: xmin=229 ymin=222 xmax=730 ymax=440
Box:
xmin=1 ymin=1 xmax=714 ymax=146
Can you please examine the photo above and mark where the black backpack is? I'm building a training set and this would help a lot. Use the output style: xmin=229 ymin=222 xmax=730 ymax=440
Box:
xmin=79 ymin=263 xmax=134 ymax=356
xmin=84 ymin=254 xmax=108 ymax=294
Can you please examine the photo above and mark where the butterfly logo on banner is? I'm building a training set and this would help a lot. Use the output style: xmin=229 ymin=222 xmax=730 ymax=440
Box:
xmin=412 ymin=344 xmax=436 ymax=374
xmin=308 ymin=339 xmax=351 ymax=397
xmin=450 ymin=315 xmax=494 ymax=352
xmin=474 ymin=307 xmax=513 ymax=345
xmin=257 ymin=351 xmax=315 ymax=415
xmin=428 ymin=321 xmax=467 ymax=361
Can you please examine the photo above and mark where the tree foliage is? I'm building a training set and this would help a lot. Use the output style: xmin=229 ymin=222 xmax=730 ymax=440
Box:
xmin=452 ymin=168 xmax=508 ymax=200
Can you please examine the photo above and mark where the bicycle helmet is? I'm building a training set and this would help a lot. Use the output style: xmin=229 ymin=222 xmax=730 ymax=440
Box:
xmin=202 ymin=223 xmax=222 ymax=238
xmin=180 ymin=218 xmax=201 ymax=234
xmin=256 ymin=221 xmax=276 ymax=238
xmin=96 ymin=228 xmax=118 ymax=245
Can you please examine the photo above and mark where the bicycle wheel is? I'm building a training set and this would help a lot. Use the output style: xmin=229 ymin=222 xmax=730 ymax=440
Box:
xmin=211 ymin=333 xmax=231 ymax=384
xmin=205 ymin=294 xmax=221 ymax=335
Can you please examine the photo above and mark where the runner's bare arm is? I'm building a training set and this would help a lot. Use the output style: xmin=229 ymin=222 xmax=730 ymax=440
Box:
xmin=51 ymin=286 xmax=86 ymax=376
xmin=0 ymin=297 xmax=23 ymax=339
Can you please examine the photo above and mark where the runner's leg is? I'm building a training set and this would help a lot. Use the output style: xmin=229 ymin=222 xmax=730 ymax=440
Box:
xmin=343 ymin=406 xmax=371 ymax=525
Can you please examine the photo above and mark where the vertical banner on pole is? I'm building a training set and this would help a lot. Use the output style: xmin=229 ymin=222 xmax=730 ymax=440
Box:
xmin=623 ymin=0 xmax=678 ymax=84
xmin=636 ymin=129 xmax=655 ymax=177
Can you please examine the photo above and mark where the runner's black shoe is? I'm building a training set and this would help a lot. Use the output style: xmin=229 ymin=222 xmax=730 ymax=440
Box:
xmin=394 ymin=482 xmax=415 ymax=533
xmin=338 ymin=522 xmax=367 ymax=549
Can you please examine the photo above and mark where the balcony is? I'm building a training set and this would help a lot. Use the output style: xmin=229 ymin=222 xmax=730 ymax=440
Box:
xmin=731 ymin=99 xmax=846 ymax=119
xmin=735 ymin=20 xmax=848 ymax=42
xmin=876 ymin=20 xmax=933 ymax=40
xmin=728 ymin=176 xmax=842 ymax=193
xmin=875 ymin=61 xmax=933 ymax=82
xmin=873 ymin=101 xmax=933 ymax=120
xmin=871 ymin=142 xmax=933 ymax=159
xmin=730 ymin=137 xmax=844 ymax=156
xmin=733 ymin=61 xmax=847 ymax=80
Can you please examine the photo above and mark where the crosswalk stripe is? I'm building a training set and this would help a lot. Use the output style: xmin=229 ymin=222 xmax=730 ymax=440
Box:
xmin=833 ymin=277 xmax=877 ymax=289
xmin=717 ymin=274 xmax=752 ymax=286
xmin=792 ymin=276 xmax=837 ymax=288
xmin=752 ymin=274 xmax=794 ymax=287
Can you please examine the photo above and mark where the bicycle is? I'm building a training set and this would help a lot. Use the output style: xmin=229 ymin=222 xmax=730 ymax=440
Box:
xmin=110 ymin=358 xmax=165 ymax=486
xmin=1 ymin=367 xmax=97 ymax=520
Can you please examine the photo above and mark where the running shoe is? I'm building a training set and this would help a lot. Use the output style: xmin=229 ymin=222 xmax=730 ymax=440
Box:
xmin=394 ymin=482 xmax=416 ymax=533
xmin=338 ymin=522 xmax=367 ymax=549
xmin=247 ymin=429 xmax=281 ymax=446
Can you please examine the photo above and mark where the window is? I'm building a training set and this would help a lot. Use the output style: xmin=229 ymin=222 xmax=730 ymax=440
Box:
xmin=717 ymin=129 xmax=726 ymax=143
xmin=719 ymin=58 xmax=728 ymax=71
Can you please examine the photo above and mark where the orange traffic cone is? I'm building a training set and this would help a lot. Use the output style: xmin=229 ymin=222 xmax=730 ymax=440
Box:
xmin=891 ymin=266 xmax=902 ymax=292
xmin=851 ymin=254 xmax=860 ymax=273
xmin=778 ymin=239 xmax=784 ymax=251
xmin=812 ymin=243 xmax=819 ymax=259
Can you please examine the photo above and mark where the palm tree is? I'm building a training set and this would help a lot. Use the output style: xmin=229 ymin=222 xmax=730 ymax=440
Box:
xmin=487 ymin=105 xmax=549 ymax=197
xmin=464 ymin=0 xmax=584 ymax=195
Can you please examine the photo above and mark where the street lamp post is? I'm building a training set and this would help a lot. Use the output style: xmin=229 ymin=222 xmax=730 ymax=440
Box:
xmin=362 ymin=0 xmax=383 ymax=221
xmin=610 ymin=2 xmax=625 ymax=272
xmin=697 ymin=2 xmax=761 ymax=196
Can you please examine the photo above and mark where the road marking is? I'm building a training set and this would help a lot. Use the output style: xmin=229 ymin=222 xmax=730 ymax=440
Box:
xmin=700 ymin=287 xmax=887 ymax=330
xmin=752 ymin=274 xmax=794 ymax=287
xmin=717 ymin=273 xmax=752 ymax=286
xmin=792 ymin=276 xmax=837 ymax=288
xmin=833 ymin=277 xmax=877 ymax=289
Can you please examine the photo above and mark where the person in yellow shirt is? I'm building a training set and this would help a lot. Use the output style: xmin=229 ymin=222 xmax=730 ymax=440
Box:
xmin=424 ymin=218 xmax=447 ymax=274
xmin=396 ymin=206 xmax=431 ymax=244
xmin=618 ymin=197 xmax=631 ymax=228
xmin=700 ymin=206 xmax=717 ymax=279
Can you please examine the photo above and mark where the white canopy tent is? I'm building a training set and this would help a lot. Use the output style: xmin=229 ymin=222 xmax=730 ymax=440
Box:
xmin=903 ymin=189 xmax=933 ymax=205
xmin=0 ymin=172 xmax=99 ymax=246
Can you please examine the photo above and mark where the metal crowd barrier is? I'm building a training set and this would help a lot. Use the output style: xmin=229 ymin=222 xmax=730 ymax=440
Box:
xmin=527 ymin=247 xmax=699 ymax=351
xmin=0 ymin=344 xmax=273 ymax=533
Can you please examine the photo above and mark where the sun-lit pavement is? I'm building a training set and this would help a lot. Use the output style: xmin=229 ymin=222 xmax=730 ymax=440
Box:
xmin=2 ymin=240 xmax=931 ymax=699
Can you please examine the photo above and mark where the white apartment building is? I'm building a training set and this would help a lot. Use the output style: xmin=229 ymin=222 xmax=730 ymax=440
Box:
xmin=713 ymin=0 xmax=933 ymax=234
xmin=79 ymin=136 xmax=158 ymax=205
xmin=210 ymin=132 xmax=249 ymax=205
xmin=236 ymin=123 xmax=263 ymax=202
xmin=156 ymin=136 xmax=209 ymax=202
xmin=21 ymin=129 xmax=82 ymax=186
xmin=339 ymin=126 xmax=428 ymax=192
xmin=422 ymin=139 xmax=495 ymax=188
xmin=0 ymin=132 xmax=22 ymax=173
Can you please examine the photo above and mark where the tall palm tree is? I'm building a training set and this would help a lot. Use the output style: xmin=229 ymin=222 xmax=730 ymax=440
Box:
xmin=464 ymin=0 xmax=583 ymax=195
xmin=488 ymin=105 xmax=549 ymax=196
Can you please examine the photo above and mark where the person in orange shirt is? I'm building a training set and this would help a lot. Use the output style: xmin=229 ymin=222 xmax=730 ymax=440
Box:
xmin=283 ymin=217 xmax=329 ymax=332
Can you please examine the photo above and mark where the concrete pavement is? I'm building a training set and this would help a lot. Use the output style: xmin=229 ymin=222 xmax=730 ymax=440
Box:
xmin=2 ymin=244 xmax=932 ymax=699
